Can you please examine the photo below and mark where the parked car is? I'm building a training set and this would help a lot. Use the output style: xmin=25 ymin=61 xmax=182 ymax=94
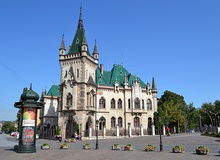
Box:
xmin=10 ymin=132 xmax=18 ymax=137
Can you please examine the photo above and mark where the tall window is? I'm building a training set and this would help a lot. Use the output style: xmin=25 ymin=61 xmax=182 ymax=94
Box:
xmin=111 ymin=117 xmax=116 ymax=128
xmin=147 ymin=99 xmax=152 ymax=110
xmin=67 ymin=93 xmax=72 ymax=106
xmin=118 ymin=117 xmax=123 ymax=127
xmin=134 ymin=117 xmax=140 ymax=127
xmin=135 ymin=98 xmax=140 ymax=109
xmin=99 ymin=97 xmax=105 ymax=108
xmin=77 ymin=69 xmax=79 ymax=78
xmin=111 ymin=98 xmax=115 ymax=109
xmin=99 ymin=117 xmax=106 ymax=130
xmin=142 ymin=100 xmax=144 ymax=109
xmin=118 ymin=99 xmax=122 ymax=109
xmin=128 ymin=99 xmax=131 ymax=109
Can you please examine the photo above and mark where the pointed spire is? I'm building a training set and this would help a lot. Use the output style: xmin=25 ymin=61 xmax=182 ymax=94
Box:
xmin=59 ymin=34 xmax=66 ymax=50
xmin=152 ymin=77 xmax=157 ymax=90
xmin=77 ymin=5 xmax=83 ymax=29
xmin=93 ymin=39 xmax=98 ymax=55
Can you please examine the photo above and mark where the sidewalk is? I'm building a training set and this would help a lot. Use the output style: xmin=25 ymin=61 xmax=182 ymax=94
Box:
xmin=0 ymin=134 xmax=17 ymax=147
xmin=0 ymin=133 xmax=220 ymax=160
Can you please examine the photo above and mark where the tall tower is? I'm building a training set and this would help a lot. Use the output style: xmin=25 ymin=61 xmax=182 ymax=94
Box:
xmin=58 ymin=6 xmax=98 ymax=139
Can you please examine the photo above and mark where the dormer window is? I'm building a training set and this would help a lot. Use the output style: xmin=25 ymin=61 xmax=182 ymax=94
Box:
xmin=76 ymin=38 xmax=79 ymax=44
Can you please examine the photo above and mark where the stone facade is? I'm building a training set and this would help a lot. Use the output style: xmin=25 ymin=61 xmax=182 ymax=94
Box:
xmin=40 ymin=7 xmax=158 ymax=139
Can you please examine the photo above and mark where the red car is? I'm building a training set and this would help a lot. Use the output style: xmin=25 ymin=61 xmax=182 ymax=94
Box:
xmin=10 ymin=132 xmax=18 ymax=137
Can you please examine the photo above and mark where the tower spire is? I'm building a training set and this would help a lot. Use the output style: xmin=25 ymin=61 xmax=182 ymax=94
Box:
xmin=59 ymin=34 xmax=66 ymax=55
xmin=77 ymin=5 xmax=83 ymax=29
xmin=152 ymin=77 xmax=157 ymax=91
xmin=93 ymin=40 xmax=98 ymax=54
xmin=59 ymin=34 xmax=66 ymax=50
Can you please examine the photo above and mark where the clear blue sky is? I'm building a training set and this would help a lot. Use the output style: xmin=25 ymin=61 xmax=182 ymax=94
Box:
xmin=1 ymin=0 xmax=220 ymax=121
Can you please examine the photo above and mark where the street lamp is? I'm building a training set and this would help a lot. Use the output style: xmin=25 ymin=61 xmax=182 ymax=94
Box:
xmin=159 ymin=117 xmax=163 ymax=151
xmin=95 ymin=120 xmax=99 ymax=150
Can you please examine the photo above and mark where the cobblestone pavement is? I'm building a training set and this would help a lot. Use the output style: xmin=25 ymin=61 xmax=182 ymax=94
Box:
xmin=1 ymin=133 xmax=220 ymax=160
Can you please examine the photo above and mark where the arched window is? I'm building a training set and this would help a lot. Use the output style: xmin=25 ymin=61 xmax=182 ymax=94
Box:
xmin=66 ymin=93 xmax=72 ymax=106
xmin=111 ymin=98 xmax=115 ymax=109
xmin=142 ymin=100 xmax=144 ymax=109
xmin=111 ymin=117 xmax=116 ymax=128
xmin=147 ymin=99 xmax=152 ymax=110
xmin=128 ymin=99 xmax=131 ymax=109
xmin=118 ymin=117 xmax=123 ymax=127
xmin=134 ymin=117 xmax=140 ymax=127
xmin=135 ymin=98 xmax=140 ymax=109
xmin=118 ymin=99 xmax=122 ymax=109
xmin=99 ymin=97 xmax=105 ymax=108
xmin=99 ymin=117 xmax=106 ymax=130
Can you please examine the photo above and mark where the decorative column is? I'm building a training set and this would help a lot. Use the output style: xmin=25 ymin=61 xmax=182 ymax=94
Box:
xmin=152 ymin=124 xmax=155 ymax=135
xmin=163 ymin=125 xmax=165 ymax=135
xmin=116 ymin=125 xmax=119 ymax=137
xmin=89 ymin=126 xmax=92 ymax=139
xmin=128 ymin=123 xmax=132 ymax=138
xmin=140 ymin=124 xmax=143 ymax=136
xmin=103 ymin=126 xmax=106 ymax=139
xmin=14 ymin=85 xmax=44 ymax=153
xmin=173 ymin=126 xmax=176 ymax=133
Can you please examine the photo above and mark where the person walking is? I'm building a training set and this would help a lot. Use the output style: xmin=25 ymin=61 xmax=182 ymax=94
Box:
xmin=165 ymin=126 xmax=170 ymax=136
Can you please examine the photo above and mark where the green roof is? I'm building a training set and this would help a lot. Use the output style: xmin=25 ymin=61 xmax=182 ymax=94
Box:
xmin=47 ymin=85 xmax=60 ymax=96
xmin=68 ymin=7 xmax=90 ymax=55
xmin=96 ymin=64 xmax=146 ymax=87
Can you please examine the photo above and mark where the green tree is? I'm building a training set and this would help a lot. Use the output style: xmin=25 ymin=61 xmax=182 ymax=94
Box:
xmin=199 ymin=101 xmax=220 ymax=127
xmin=2 ymin=121 xmax=16 ymax=133
xmin=55 ymin=125 xmax=60 ymax=135
xmin=158 ymin=90 xmax=187 ymax=133
xmin=200 ymin=102 xmax=215 ymax=126
xmin=186 ymin=103 xmax=199 ymax=130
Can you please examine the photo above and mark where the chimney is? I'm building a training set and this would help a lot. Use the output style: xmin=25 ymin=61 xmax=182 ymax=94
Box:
xmin=100 ymin=64 xmax=104 ymax=75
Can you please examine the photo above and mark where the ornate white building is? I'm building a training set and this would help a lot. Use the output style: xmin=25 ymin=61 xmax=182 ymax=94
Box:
xmin=40 ymin=7 xmax=158 ymax=139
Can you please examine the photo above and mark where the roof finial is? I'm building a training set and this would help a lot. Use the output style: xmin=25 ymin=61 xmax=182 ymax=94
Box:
xmin=93 ymin=39 xmax=98 ymax=54
xmin=30 ymin=83 xmax=32 ymax=90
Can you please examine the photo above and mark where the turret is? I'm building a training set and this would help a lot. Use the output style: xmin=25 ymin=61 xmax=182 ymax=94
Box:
xmin=81 ymin=34 xmax=88 ymax=56
xmin=59 ymin=34 xmax=66 ymax=55
xmin=93 ymin=39 xmax=99 ymax=60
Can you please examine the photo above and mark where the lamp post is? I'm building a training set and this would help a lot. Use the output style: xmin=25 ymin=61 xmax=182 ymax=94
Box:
xmin=95 ymin=120 xmax=99 ymax=150
xmin=159 ymin=117 xmax=163 ymax=152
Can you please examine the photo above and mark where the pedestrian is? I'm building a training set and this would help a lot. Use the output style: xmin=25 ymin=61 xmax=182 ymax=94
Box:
xmin=165 ymin=126 xmax=170 ymax=136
